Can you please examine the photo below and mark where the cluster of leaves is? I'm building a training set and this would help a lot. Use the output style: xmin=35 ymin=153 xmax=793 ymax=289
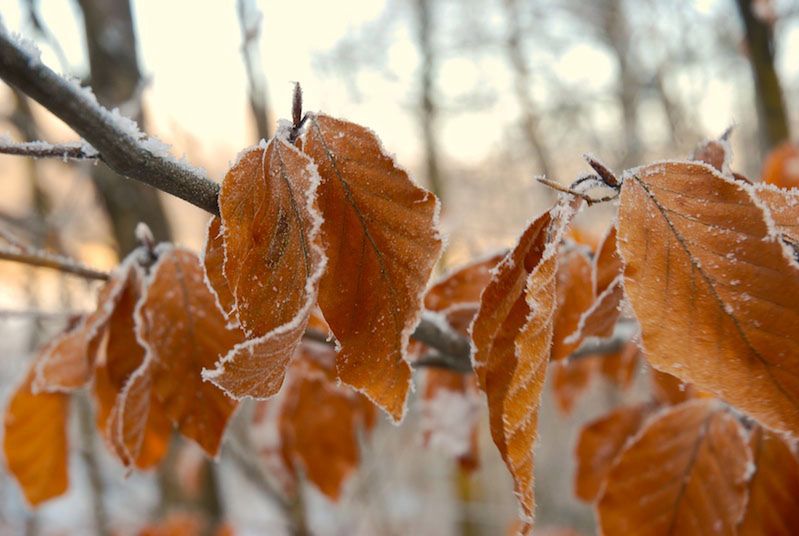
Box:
xmin=3 ymin=106 xmax=799 ymax=535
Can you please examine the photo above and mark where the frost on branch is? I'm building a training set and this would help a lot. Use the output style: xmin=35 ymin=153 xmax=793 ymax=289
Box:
xmin=470 ymin=195 xmax=582 ymax=531
xmin=297 ymin=113 xmax=443 ymax=422
xmin=617 ymin=161 xmax=799 ymax=436
xmin=203 ymin=135 xmax=325 ymax=400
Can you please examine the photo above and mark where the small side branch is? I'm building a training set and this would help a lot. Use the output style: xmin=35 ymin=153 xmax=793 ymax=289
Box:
xmin=0 ymin=138 xmax=98 ymax=160
xmin=0 ymin=245 xmax=109 ymax=281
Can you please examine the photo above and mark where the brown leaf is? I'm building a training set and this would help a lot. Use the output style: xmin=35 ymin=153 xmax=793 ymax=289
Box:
xmin=650 ymin=367 xmax=699 ymax=406
xmin=206 ymin=137 xmax=325 ymax=399
xmin=551 ymin=248 xmax=593 ymax=361
xmin=425 ymin=252 xmax=505 ymax=313
xmin=202 ymin=216 xmax=235 ymax=318
xmin=298 ymin=114 xmax=443 ymax=421
xmin=752 ymin=183 xmax=799 ymax=247
xmin=597 ymin=400 xmax=751 ymax=536
xmin=738 ymin=425 xmax=799 ymax=534
xmin=471 ymin=196 xmax=581 ymax=524
xmin=3 ymin=353 xmax=70 ymax=506
xmin=34 ymin=256 xmax=140 ymax=391
xmin=762 ymin=142 xmax=799 ymax=189
xmin=91 ymin=264 xmax=169 ymax=469
xmin=692 ymin=136 xmax=731 ymax=175
xmin=567 ymin=226 xmax=623 ymax=345
xmin=617 ymin=162 xmax=799 ymax=435
xmin=134 ymin=247 xmax=242 ymax=456
xmin=599 ymin=340 xmax=639 ymax=389
xmin=574 ymin=403 xmax=651 ymax=502
xmin=551 ymin=357 xmax=598 ymax=415
xmin=254 ymin=342 xmax=377 ymax=500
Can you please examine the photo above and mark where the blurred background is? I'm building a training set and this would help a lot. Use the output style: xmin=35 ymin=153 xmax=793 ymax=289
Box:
xmin=0 ymin=0 xmax=797 ymax=534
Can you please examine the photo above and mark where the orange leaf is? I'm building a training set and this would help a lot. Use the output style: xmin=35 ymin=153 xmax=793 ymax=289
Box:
xmin=253 ymin=342 xmax=377 ymax=500
xmin=90 ymin=264 xmax=169 ymax=469
xmin=3 ymin=352 xmax=70 ymax=506
xmin=298 ymin=114 xmax=443 ymax=421
xmin=134 ymin=247 xmax=242 ymax=456
xmin=597 ymin=400 xmax=751 ymax=535
xmin=692 ymin=136 xmax=731 ymax=175
xmin=574 ymin=403 xmax=651 ymax=502
xmin=551 ymin=357 xmax=598 ymax=415
xmin=752 ymin=183 xmax=799 ymax=248
xmin=599 ymin=340 xmax=639 ymax=389
xmin=202 ymin=216 xmax=236 ymax=318
xmin=738 ymin=425 xmax=799 ymax=534
xmin=566 ymin=226 xmax=623 ymax=345
xmin=650 ymin=367 xmax=698 ymax=406
xmin=471 ymin=196 xmax=581 ymax=525
xmin=551 ymin=248 xmax=593 ymax=361
xmin=34 ymin=256 xmax=140 ymax=391
xmin=617 ymin=162 xmax=799 ymax=435
xmin=205 ymin=136 xmax=325 ymax=399
xmin=425 ymin=252 xmax=505 ymax=313
xmin=762 ymin=142 xmax=799 ymax=189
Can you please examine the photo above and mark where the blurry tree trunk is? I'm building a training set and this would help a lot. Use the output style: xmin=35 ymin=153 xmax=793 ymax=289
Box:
xmin=77 ymin=0 xmax=171 ymax=255
xmin=504 ymin=0 xmax=554 ymax=182
xmin=735 ymin=0 xmax=790 ymax=153
xmin=414 ymin=0 xmax=445 ymax=202
xmin=599 ymin=0 xmax=641 ymax=168
xmin=237 ymin=0 xmax=272 ymax=141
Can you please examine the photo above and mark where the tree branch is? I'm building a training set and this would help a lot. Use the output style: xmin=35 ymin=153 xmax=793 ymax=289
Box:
xmin=0 ymin=138 xmax=98 ymax=159
xmin=0 ymin=30 xmax=221 ymax=215
xmin=0 ymin=244 xmax=110 ymax=280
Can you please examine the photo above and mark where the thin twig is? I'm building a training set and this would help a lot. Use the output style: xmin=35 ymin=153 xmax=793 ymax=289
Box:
xmin=0 ymin=138 xmax=98 ymax=160
xmin=0 ymin=245 xmax=109 ymax=280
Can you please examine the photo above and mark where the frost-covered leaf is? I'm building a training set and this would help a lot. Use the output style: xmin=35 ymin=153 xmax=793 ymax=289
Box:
xmin=297 ymin=114 xmax=443 ymax=421
xmin=738 ymin=425 xmax=799 ymax=534
xmin=252 ymin=342 xmax=377 ymax=500
xmin=202 ymin=216 xmax=235 ymax=317
xmin=3 ymin=350 xmax=70 ymax=506
xmin=692 ymin=136 xmax=731 ymax=175
xmin=135 ymin=247 xmax=242 ymax=456
xmin=751 ymin=183 xmax=799 ymax=248
xmin=205 ymin=136 xmax=325 ymax=399
xmin=568 ymin=226 xmax=623 ymax=345
xmin=617 ymin=162 xmax=799 ymax=435
xmin=471 ymin=196 xmax=581 ymax=526
xmin=597 ymin=400 xmax=751 ymax=535
xmin=91 ymin=264 xmax=169 ymax=469
xmin=574 ymin=403 xmax=651 ymax=502
xmin=34 ymin=254 xmax=141 ymax=391
xmin=551 ymin=248 xmax=593 ymax=361
xmin=425 ymin=252 xmax=505 ymax=313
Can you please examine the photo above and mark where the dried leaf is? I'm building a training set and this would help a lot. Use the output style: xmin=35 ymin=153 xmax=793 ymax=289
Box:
xmin=597 ymin=400 xmax=751 ymax=536
xmin=574 ymin=403 xmax=651 ymax=502
xmin=425 ymin=252 xmax=505 ymax=313
xmin=3 ymin=353 xmax=69 ymax=506
xmin=551 ymin=358 xmax=598 ymax=415
xmin=34 ymin=255 xmax=141 ymax=391
xmin=762 ymin=142 xmax=799 ymax=189
xmin=738 ymin=426 xmax=799 ymax=534
xmin=617 ymin=162 xmax=799 ymax=435
xmin=599 ymin=341 xmax=639 ymax=389
xmin=471 ymin=196 xmax=581 ymax=524
xmin=650 ymin=367 xmax=698 ymax=406
xmin=551 ymin=248 xmax=593 ymax=361
xmin=298 ymin=114 xmax=443 ymax=421
xmin=254 ymin=342 xmax=377 ymax=500
xmin=752 ymin=183 xmax=799 ymax=247
xmin=202 ymin=216 xmax=235 ymax=318
xmin=692 ymin=136 xmax=731 ymax=175
xmin=135 ymin=247 xmax=242 ymax=456
xmin=205 ymin=136 xmax=325 ymax=399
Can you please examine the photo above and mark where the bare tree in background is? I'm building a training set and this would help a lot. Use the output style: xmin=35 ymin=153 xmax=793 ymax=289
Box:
xmin=414 ymin=0 xmax=445 ymax=201
xmin=735 ymin=0 xmax=790 ymax=153
xmin=503 ymin=0 xmax=555 ymax=182
xmin=77 ymin=0 xmax=171 ymax=254
xmin=238 ymin=0 xmax=272 ymax=142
